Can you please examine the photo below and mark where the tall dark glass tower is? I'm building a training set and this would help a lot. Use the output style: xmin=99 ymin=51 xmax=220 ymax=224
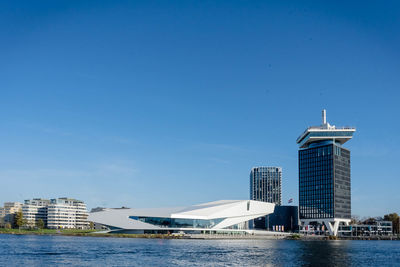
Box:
xmin=250 ymin=167 xmax=282 ymax=205
xmin=296 ymin=110 xmax=355 ymax=235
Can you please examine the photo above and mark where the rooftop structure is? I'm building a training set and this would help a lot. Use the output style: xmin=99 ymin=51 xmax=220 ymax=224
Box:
xmin=296 ymin=109 xmax=356 ymax=149
xmin=24 ymin=198 xmax=51 ymax=206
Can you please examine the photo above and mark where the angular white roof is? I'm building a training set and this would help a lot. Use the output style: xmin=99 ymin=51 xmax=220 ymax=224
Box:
xmin=89 ymin=200 xmax=275 ymax=231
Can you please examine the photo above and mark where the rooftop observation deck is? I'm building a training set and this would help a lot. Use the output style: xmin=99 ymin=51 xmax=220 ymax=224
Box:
xmin=297 ymin=110 xmax=356 ymax=149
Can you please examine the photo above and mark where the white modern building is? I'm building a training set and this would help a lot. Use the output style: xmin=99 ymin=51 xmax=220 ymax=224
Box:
xmin=21 ymin=197 xmax=89 ymax=229
xmin=47 ymin=198 xmax=89 ymax=229
xmin=22 ymin=199 xmax=51 ymax=227
xmin=89 ymin=200 xmax=275 ymax=234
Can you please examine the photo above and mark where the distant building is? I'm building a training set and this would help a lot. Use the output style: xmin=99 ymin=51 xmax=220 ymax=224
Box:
xmin=3 ymin=202 xmax=23 ymax=215
xmin=0 ymin=207 xmax=5 ymax=227
xmin=297 ymin=110 xmax=355 ymax=236
xmin=2 ymin=202 xmax=23 ymax=227
xmin=47 ymin=198 xmax=89 ymax=229
xmin=22 ymin=199 xmax=51 ymax=227
xmin=250 ymin=167 xmax=282 ymax=205
xmin=21 ymin=197 xmax=89 ymax=229
xmin=338 ymin=220 xmax=392 ymax=237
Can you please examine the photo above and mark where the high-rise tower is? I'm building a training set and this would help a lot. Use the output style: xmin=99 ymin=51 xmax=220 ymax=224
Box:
xmin=250 ymin=167 xmax=282 ymax=205
xmin=296 ymin=110 xmax=355 ymax=235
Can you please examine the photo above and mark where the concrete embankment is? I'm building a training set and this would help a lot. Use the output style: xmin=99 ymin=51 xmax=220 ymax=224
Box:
xmin=298 ymin=235 xmax=400 ymax=241
xmin=186 ymin=233 xmax=289 ymax=240
xmin=2 ymin=228 xmax=397 ymax=241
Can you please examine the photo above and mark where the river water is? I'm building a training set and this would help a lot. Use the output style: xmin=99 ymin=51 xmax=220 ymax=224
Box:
xmin=0 ymin=234 xmax=399 ymax=266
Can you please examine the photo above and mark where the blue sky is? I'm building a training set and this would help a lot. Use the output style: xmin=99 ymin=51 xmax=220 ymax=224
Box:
xmin=0 ymin=1 xmax=399 ymax=217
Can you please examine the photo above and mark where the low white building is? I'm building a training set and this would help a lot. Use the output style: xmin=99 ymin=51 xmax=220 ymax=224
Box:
xmin=47 ymin=198 xmax=89 ymax=229
xmin=21 ymin=197 xmax=89 ymax=229
xmin=22 ymin=199 xmax=51 ymax=227
xmin=89 ymin=200 xmax=275 ymax=234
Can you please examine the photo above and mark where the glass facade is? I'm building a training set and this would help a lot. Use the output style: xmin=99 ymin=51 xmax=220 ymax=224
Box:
xmin=333 ymin=147 xmax=351 ymax=219
xmin=254 ymin=206 xmax=299 ymax=231
xmin=250 ymin=167 xmax=282 ymax=205
xmin=299 ymin=142 xmax=351 ymax=220
xmin=129 ymin=216 xmax=225 ymax=229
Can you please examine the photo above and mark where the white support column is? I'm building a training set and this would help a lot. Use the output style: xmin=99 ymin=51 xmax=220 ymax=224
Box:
xmin=325 ymin=221 xmax=336 ymax=236
xmin=328 ymin=221 xmax=340 ymax=236
xmin=302 ymin=218 xmax=351 ymax=236
xmin=323 ymin=219 xmax=351 ymax=236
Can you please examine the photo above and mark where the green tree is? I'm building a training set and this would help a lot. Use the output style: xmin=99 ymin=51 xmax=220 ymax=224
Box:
xmin=36 ymin=219 xmax=45 ymax=229
xmin=14 ymin=210 xmax=26 ymax=229
xmin=384 ymin=213 xmax=400 ymax=234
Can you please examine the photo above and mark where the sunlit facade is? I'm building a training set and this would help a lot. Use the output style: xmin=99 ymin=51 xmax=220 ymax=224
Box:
xmin=297 ymin=110 xmax=355 ymax=236
xmin=22 ymin=199 xmax=50 ymax=227
xmin=22 ymin=197 xmax=89 ymax=229
xmin=47 ymin=198 xmax=89 ymax=229
xmin=88 ymin=200 xmax=275 ymax=234
xmin=1 ymin=202 xmax=23 ymax=227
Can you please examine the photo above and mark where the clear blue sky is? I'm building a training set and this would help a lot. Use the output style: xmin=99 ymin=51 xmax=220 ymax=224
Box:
xmin=0 ymin=1 xmax=399 ymax=217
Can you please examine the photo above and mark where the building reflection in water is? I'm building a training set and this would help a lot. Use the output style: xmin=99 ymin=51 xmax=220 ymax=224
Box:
xmin=298 ymin=241 xmax=351 ymax=266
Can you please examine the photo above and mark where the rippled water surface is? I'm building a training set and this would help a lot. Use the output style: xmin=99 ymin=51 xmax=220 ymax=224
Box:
xmin=1 ymin=234 xmax=399 ymax=266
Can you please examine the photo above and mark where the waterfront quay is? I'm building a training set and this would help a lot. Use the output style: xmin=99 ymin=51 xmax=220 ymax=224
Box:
xmin=1 ymin=227 xmax=398 ymax=241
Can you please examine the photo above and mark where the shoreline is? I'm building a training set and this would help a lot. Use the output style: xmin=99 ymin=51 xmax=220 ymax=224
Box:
xmin=0 ymin=230 xmax=399 ymax=240
xmin=0 ymin=229 xmax=182 ymax=239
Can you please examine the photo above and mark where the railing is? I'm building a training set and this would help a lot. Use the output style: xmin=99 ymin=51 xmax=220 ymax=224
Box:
xmin=297 ymin=126 xmax=356 ymax=143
